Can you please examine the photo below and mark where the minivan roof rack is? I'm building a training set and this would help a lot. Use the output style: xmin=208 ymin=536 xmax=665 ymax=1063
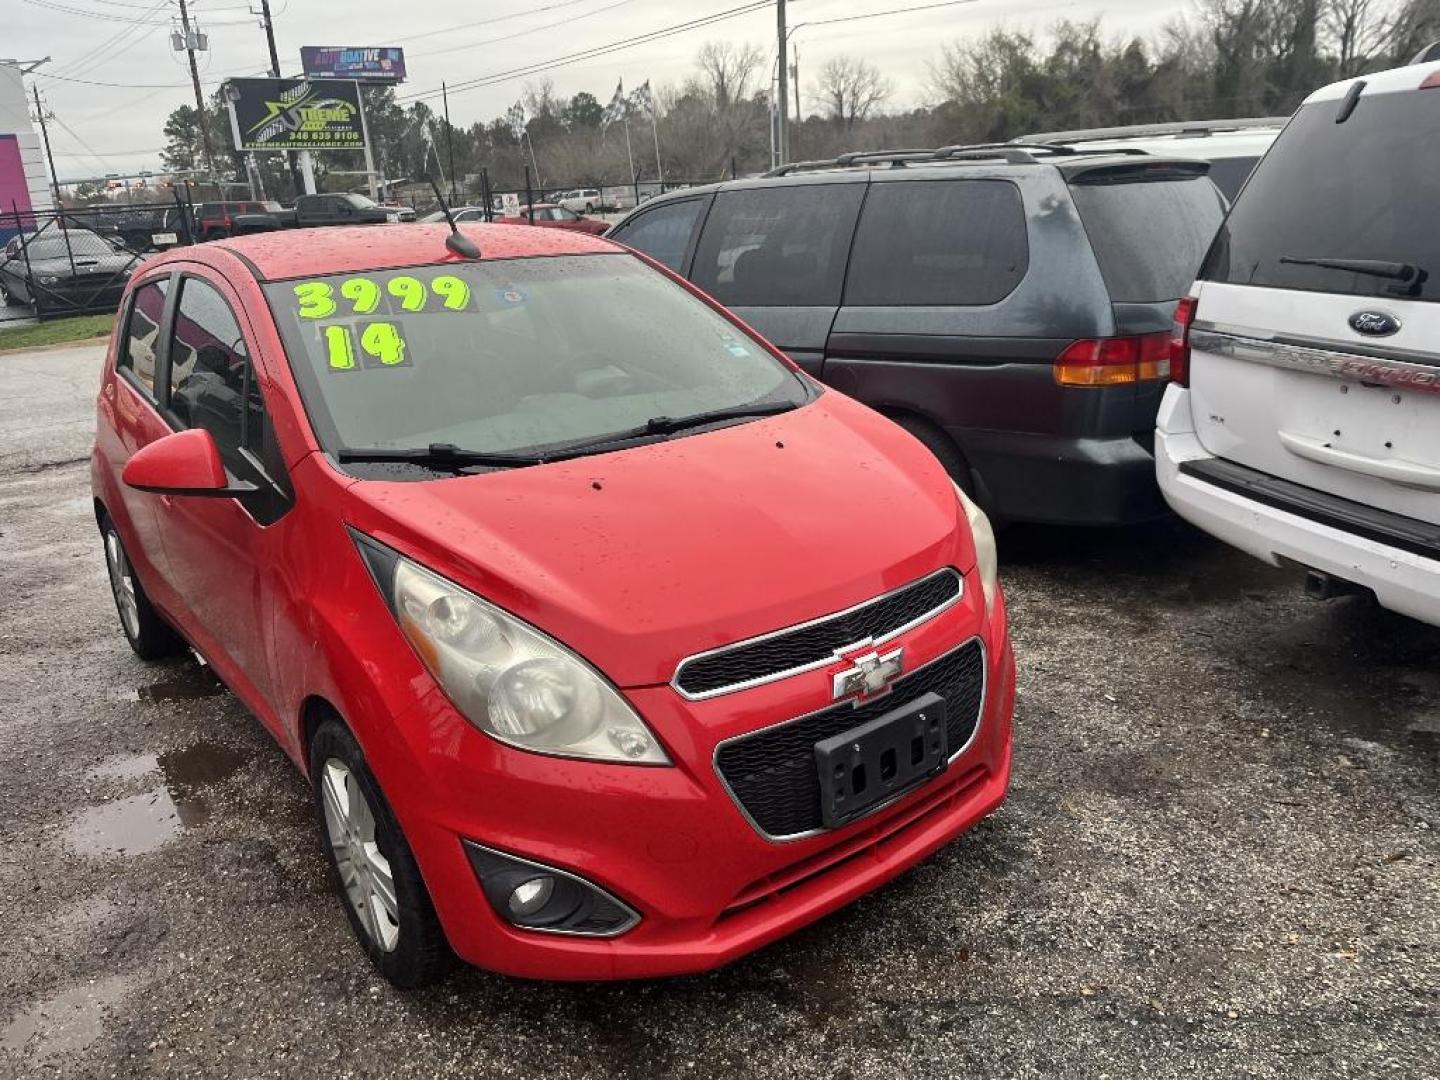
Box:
xmin=1012 ymin=116 xmax=1290 ymax=145
xmin=760 ymin=141 xmax=1145 ymax=178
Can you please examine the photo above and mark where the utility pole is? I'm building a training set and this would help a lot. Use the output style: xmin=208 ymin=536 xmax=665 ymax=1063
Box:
xmin=176 ymin=0 xmax=218 ymax=192
xmin=776 ymin=0 xmax=789 ymax=165
xmin=791 ymin=43 xmax=800 ymax=123
xmin=31 ymin=84 xmax=62 ymax=208
xmin=256 ymin=0 xmax=302 ymax=195
xmin=442 ymin=81 xmax=457 ymax=201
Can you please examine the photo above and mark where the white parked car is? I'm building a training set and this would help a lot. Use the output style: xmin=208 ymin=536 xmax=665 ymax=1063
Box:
xmin=556 ymin=188 xmax=602 ymax=213
xmin=1156 ymin=58 xmax=1440 ymax=627
xmin=1014 ymin=117 xmax=1287 ymax=200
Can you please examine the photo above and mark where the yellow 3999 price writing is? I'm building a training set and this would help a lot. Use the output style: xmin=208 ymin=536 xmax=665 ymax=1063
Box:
xmin=293 ymin=274 xmax=473 ymax=320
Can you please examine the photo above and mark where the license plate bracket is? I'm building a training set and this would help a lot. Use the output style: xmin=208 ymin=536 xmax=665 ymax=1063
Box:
xmin=814 ymin=692 xmax=948 ymax=829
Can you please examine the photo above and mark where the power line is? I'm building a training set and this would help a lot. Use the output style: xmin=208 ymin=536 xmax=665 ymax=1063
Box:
xmin=395 ymin=0 xmax=777 ymax=105
xmin=19 ymin=0 xmax=169 ymax=24
xmin=802 ymin=0 xmax=980 ymax=33
xmin=407 ymin=0 xmax=642 ymax=62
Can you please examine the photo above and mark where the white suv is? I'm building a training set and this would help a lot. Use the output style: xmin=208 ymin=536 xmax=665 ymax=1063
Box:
xmin=1014 ymin=117 xmax=1286 ymax=200
xmin=556 ymin=188 xmax=601 ymax=213
xmin=1157 ymin=59 xmax=1440 ymax=627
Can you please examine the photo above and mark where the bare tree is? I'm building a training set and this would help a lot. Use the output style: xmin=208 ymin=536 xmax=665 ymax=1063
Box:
xmin=695 ymin=41 xmax=765 ymax=109
xmin=816 ymin=55 xmax=893 ymax=128
xmin=1325 ymin=0 xmax=1387 ymax=73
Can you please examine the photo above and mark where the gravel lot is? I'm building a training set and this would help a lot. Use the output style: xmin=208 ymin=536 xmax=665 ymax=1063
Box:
xmin=2 ymin=342 xmax=1437 ymax=1079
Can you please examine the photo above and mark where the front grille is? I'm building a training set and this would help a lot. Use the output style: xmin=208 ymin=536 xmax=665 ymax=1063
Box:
xmin=714 ymin=639 xmax=986 ymax=839
xmin=675 ymin=569 xmax=962 ymax=698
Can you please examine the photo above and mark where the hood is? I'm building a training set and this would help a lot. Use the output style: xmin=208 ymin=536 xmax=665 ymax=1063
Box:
xmin=343 ymin=393 xmax=974 ymax=687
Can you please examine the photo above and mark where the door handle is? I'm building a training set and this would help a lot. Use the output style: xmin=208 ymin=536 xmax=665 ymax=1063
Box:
xmin=1278 ymin=430 xmax=1440 ymax=491
xmin=159 ymin=494 xmax=175 ymax=509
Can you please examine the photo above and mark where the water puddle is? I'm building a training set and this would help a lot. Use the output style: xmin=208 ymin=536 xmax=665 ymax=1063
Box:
xmin=65 ymin=788 xmax=196 ymax=857
xmin=68 ymin=739 xmax=248 ymax=859
xmin=104 ymin=661 xmax=226 ymax=706
xmin=1 ymin=974 xmax=139 ymax=1063
xmin=158 ymin=740 xmax=247 ymax=790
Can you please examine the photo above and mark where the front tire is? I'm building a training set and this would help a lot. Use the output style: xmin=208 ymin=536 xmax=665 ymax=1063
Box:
xmin=101 ymin=516 xmax=182 ymax=660
xmin=311 ymin=719 xmax=452 ymax=988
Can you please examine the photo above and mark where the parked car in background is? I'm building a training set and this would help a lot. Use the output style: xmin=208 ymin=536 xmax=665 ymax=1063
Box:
xmin=291 ymin=193 xmax=414 ymax=228
xmin=191 ymin=201 xmax=288 ymax=241
xmin=418 ymin=206 xmax=494 ymax=224
xmin=90 ymin=222 xmax=1014 ymax=985
xmin=0 ymin=228 xmax=135 ymax=315
xmin=1012 ymin=117 xmax=1288 ymax=201
xmin=609 ymin=144 xmax=1226 ymax=525
xmin=497 ymin=203 xmax=608 ymax=235
xmin=1157 ymin=60 xmax=1440 ymax=627
xmin=556 ymin=188 xmax=602 ymax=213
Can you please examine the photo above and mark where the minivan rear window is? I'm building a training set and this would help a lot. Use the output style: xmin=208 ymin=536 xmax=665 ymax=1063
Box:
xmin=844 ymin=179 xmax=1028 ymax=307
xmin=1070 ymin=172 xmax=1225 ymax=303
xmin=1201 ymin=94 xmax=1440 ymax=302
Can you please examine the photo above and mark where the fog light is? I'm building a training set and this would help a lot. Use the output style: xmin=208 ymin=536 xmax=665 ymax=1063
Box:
xmin=507 ymin=875 xmax=555 ymax=917
xmin=464 ymin=841 xmax=640 ymax=937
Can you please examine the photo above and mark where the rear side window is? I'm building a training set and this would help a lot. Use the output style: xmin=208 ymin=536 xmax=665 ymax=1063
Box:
xmin=692 ymin=184 xmax=865 ymax=307
xmin=844 ymin=179 xmax=1028 ymax=306
xmin=1071 ymin=172 xmax=1225 ymax=303
xmin=1202 ymin=94 xmax=1440 ymax=302
xmin=611 ymin=199 xmax=705 ymax=271
xmin=117 ymin=279 xmax=169 ymax=394
xmin=1204 ymin=156 xmax=1259 ymax=201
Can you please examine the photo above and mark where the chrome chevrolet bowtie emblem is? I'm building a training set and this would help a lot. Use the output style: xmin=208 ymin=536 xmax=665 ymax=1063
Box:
xmin=832 ymin=647 xmax=903 ymax=702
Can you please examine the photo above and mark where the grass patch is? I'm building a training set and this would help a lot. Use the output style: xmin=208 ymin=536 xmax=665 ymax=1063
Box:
xmin=0 ymin=313 xmax=114 ymax=353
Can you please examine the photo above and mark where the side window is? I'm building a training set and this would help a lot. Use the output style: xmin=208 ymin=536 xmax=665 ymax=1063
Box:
xmin=611 ymin=200 xmax=705 ymax=272
xmin=117 ymin=278 xmax=169 ymax=395
xmin=166 ymin=278 xmax=253 ymax=466
xmin=691 ymin=184 xmax=865 ymax=307
xmin=844 ymin=180 xmax=1029 ymax=307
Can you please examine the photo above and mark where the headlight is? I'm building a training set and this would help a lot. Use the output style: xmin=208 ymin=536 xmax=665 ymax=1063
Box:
xmin=358 ymin=538 xmax=669 ymax=765
xmin=954 ymin=483 xmax=999 ymax=614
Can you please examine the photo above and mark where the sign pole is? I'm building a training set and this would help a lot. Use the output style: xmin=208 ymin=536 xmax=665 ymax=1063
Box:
xmin=355 ymin=82 xmax=380 ymax=201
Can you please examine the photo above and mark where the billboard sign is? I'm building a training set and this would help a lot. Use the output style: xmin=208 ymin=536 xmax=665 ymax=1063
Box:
xmin=226 ymin=78 xmax=365 ymax=151
xmin=301 ymin=46 xmax=406 ymax=84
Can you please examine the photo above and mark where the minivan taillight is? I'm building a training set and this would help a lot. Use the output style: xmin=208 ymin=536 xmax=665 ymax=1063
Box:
xmin=1170 ymin=296 xmax=1197 ymax=386
xmin=1053 ymin=332 xmax=1172 ymax=387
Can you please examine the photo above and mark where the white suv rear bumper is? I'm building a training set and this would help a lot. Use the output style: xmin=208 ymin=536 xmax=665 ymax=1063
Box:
xmin=1156 ymin=385 xmax=1440 ymax=627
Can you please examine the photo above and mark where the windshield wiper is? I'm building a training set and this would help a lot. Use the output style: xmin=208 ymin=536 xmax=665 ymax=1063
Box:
xmin=541 ymin=400 xmax=801 ymax=461
xmin=1278 ymin=255 xmax=1423 ymax=281
xmin=336 ymin=443 xmax=543 ymax=470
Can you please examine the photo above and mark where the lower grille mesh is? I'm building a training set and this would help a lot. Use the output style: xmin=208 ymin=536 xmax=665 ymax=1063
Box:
xmin=714 ymin=640 xmax=986 ymax=838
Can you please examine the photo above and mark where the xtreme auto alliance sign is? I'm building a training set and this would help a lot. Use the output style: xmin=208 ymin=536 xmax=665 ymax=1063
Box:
xmin=225 ymin=79 xmax=365 ymax=152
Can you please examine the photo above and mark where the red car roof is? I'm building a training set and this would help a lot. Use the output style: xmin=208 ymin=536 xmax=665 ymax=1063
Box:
xmin=180 ymin=223 xmax=619 ymax=281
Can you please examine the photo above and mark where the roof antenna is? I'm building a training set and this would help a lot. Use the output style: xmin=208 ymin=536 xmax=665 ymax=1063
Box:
xmin=429 ymin=179 xmax=481 ymax=259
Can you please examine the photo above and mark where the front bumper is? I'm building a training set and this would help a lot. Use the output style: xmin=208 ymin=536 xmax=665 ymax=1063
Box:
xmin=380 ymin=583 xmax=1015 ymax=981
xmin=1156 ymin=384 xmax=1440 ymax=627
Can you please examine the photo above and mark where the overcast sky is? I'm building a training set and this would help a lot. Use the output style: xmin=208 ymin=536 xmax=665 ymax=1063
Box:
xmin=8 ymin=0 xmax=1193 ymax=181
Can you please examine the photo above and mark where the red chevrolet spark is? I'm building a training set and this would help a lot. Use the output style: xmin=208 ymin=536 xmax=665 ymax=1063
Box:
xmin=90 ymin=223 xmax=1015 ymax=986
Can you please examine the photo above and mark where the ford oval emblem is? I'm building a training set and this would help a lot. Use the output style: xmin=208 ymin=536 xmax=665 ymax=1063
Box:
xmin=1349 ymin=310 xmax=1401 ymax=337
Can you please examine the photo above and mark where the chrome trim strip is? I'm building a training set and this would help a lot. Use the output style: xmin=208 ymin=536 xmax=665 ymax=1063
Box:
xmin=711 ymin=635 xmax=988 ymax=844
xmin=671 ymin=567 xmax=965 ymax=701
xmin=1191 ymin=328 xmax=1440 ymax=397
xmin=463 ymin=841 xmax=642 ymax=938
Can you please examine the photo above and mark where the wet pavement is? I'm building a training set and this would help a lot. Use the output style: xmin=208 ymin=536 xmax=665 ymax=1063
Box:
xmin=2 ymin=342 xmax=1438 ymax=1078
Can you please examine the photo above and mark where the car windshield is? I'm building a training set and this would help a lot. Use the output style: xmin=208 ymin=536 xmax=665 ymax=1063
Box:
xmin=19 ymin=233 xmax=115 ymax=259
xmin=344 ymin=194 xmax=379 ymax=209
xmin=264 ymin=253 xmax=809 ymax=460
xmin=1202 ymin=93 xmax=1440 ymax=302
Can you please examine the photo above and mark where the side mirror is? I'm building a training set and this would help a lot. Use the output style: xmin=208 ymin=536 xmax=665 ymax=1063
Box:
xmin=122 ymin=428 xmax=257 ymax=498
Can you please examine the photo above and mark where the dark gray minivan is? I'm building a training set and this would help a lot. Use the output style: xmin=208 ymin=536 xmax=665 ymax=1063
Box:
xmin=608 ymin=146 xmax=1226 ymax=525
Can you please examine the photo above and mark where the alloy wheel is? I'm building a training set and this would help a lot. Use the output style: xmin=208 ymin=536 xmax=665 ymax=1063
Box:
xmin=104 ymin=530 xmax=141 ymax=640
xmin=320 ymin=758 xmax=400 ymax=952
